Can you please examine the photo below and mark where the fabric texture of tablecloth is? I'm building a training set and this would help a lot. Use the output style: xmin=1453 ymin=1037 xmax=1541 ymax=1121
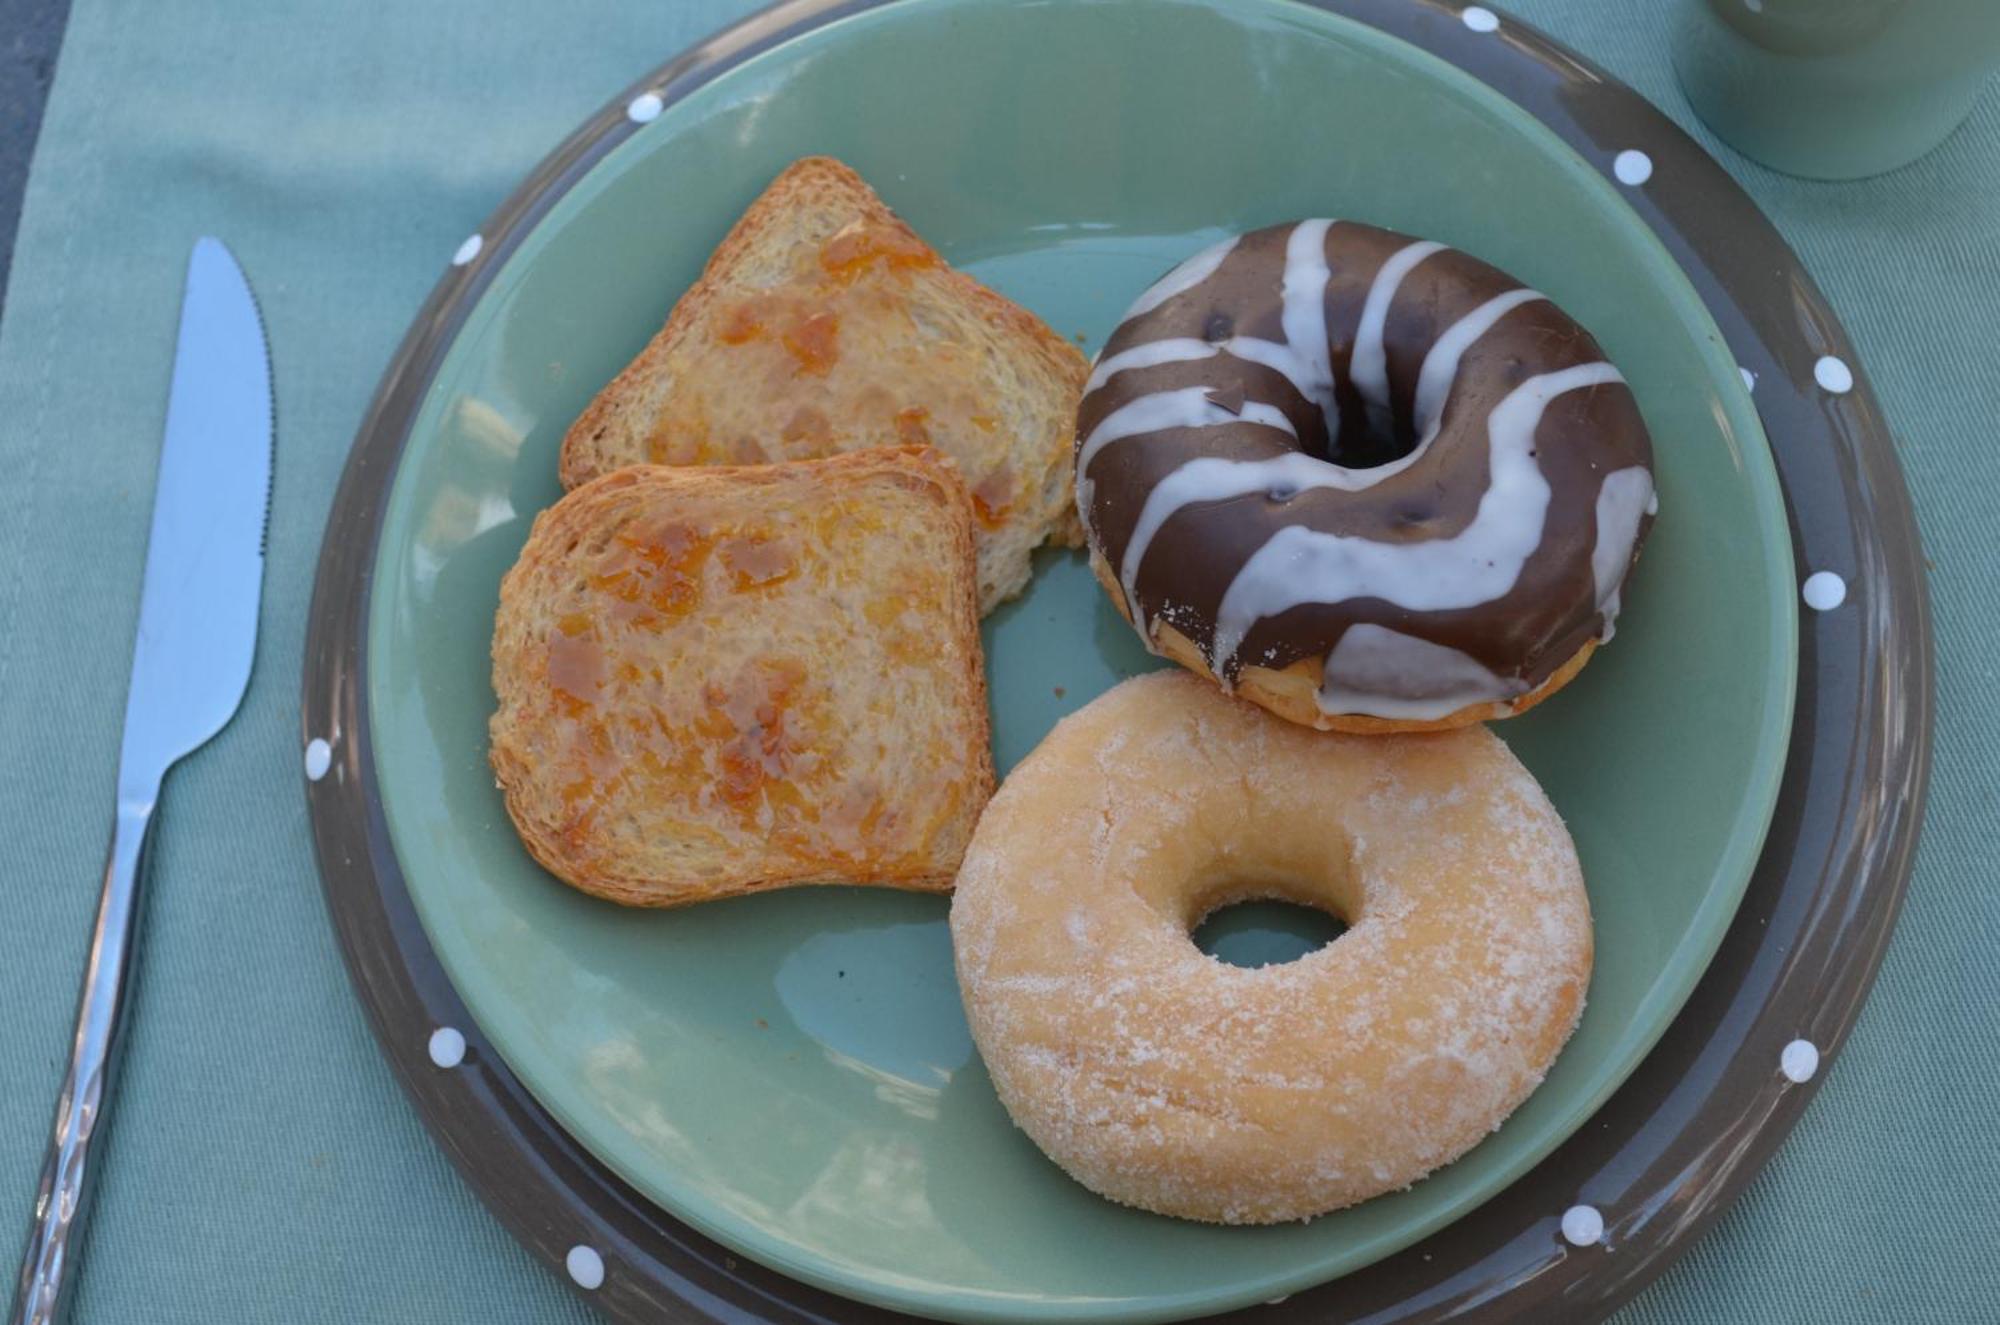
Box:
xmin=0 ymin=0 xmax=1993 ymax=1320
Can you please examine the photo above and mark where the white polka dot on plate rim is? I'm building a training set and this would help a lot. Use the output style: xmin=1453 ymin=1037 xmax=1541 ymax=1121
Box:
xmin=451 ymin=234 xmax=483 ymax=267
xmin=304 ymin=738 xmax=332 ymax=781
xmin=1461 ymin=6 xmax=1499 ymax=31
xmin=1613 ymin=150 xmax=1653 ymax=186
xmin=1781 ymin=1039 xmax=1821 ymax=1083
xmin=1814 ymin=355 xmax=1854 ymax=393
xmin=1802 ymin=571 xmax=1847 ymax=611
xmin=1739 ymin=366 xmax=1756 ymax=393
xmin=626 ymin=91 xmax=664 ymax=124
xmin=566 ymin=1245 xmax=606 ymax=1290
xmin=1561 ymin=1204 xmax=1605 ymax=1247
xmin=427 ymin=1026 xmax=466 ymax=1069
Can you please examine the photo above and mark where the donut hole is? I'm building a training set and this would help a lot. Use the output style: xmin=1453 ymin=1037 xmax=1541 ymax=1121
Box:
xmin=1190 ymin=894 xmax=1348 ymax=969
xmin=1264 ymin=376 xmax=1417 ymax=472
xmin=1322 ymin=401 xmax=1418 ymax=472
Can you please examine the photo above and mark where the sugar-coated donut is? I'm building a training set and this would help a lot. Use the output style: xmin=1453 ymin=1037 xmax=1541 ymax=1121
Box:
xmin=949 ymin=672 xmax=1592 ymax=1224
xmin=1076 ymin=220 xmax=1656 ymax=732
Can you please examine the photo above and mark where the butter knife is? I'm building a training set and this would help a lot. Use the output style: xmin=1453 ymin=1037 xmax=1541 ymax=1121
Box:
xmin=11 ymin=238 xmax=273 ymax=1325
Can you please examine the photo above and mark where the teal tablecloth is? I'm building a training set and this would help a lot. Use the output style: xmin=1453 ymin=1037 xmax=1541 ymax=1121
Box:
xmin=0 ymin=1 xmax=1993 ymax=1320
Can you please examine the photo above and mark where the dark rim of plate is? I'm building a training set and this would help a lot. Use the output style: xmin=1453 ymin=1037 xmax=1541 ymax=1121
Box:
xmin=300 ymin=1 xmax=1934 ymax=1321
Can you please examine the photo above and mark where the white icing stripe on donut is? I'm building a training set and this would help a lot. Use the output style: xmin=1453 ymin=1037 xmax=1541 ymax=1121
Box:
xmin=1222 ymin=335 xmax=1318 ymax=387
xmin=1076 ymin=388 xmax=1298 ymax=528
xmin=1279 ymin=221 xmax=1337 ymax=419
xmin=1083 ymin=336 xmax=1319 ymax=399
xmin=1085 ymin=339 xmax=1218 ymax=393
xmin=1077 ymin=388 xmax=1296 ymax=479
xmin=1121 ymin=236 xmax=1239 ymax=320
xmin=1591 ymin=466 xmax=1655 ymax=618
xmin=1412 ymin=288 xmax=1546 ymax=435
xmin=1208 ymin=361 xmax=1624 ymax=672
xmin=1118 ymin=453 xmax=1361 ymax=625
xmin=1349 ymin=240 xmax=1447 ymax=419
xmin=1316 ymin=624 xmax=1524 ymax=720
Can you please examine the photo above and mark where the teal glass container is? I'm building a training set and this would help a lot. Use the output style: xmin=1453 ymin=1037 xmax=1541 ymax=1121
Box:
xmin=1674 ymin=0 xmax=2000 ymax=179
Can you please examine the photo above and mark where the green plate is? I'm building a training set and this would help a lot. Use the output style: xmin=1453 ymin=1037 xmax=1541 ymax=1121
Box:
xmin=366 ymin=0 xmax=1795 ymax=1319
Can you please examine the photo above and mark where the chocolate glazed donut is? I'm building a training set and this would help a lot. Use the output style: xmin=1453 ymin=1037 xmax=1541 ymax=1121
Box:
xmin=1075 ymin=220 xmax=1657 ymax=732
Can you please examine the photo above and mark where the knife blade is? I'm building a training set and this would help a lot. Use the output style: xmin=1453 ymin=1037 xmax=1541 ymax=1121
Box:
xmin=13 ymin=237 xmax=272 ymax=1325
xmin=119 ymin=236 xmax=273 ymax=794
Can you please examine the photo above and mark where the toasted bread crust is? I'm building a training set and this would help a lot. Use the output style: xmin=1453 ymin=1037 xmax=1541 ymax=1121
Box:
xmin=559 ymin=156 xmax=1087 ymax=612
xmin=491 ymin=447 xmax=994 ymax=906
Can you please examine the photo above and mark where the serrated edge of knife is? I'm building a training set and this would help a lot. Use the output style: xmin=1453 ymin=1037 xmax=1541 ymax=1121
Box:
xmin=236 ymin=253 xmax=277 ymax=559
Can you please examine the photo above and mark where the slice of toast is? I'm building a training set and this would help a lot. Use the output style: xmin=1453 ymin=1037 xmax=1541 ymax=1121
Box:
xmin=559 ymin=156 xmax=1088 ymax=613
xmin=490 ymin=447 xmax=994 ymax=906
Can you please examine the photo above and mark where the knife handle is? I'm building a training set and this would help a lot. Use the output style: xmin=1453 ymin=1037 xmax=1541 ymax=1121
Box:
xmin=12 ymin=799 xmax=156 ymax=1325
